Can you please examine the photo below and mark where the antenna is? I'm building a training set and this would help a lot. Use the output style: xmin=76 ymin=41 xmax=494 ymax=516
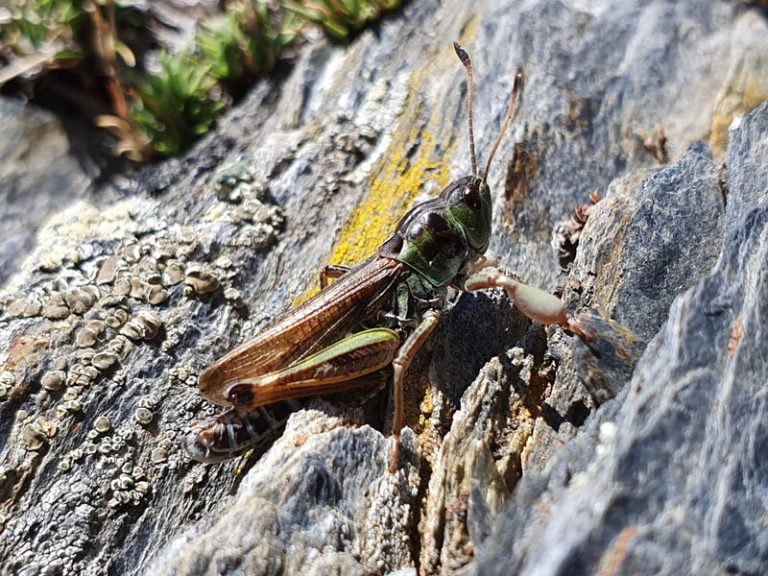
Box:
xmin=453 ymin=42 xmax=477 ymax=176
xmin=484 ymin=68 xmax=523 ymax=182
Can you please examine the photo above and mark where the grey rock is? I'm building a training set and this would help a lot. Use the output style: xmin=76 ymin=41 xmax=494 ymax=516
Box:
xmin=725 ymin=106 xmax=768 ymax=233
xmin=0 ymin=99 xmax=96 ymax=285
xmin=415 ymin=129 xmax=731 ymax=569
xmin=147 ymin=408 xmax=420 ymax=576
xmin=419 ymin=350 xmax=541 ymax=575
xmin=568 ymin=142 xmax=725 ymax=344
xmin=474 ymin=102 xmax=768 ymax=576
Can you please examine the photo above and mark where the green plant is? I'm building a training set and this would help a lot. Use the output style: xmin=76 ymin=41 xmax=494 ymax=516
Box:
xmin=196 ymin=12 xmax=251 ymax=82
xmin=196 ymin=3 xmax=298 ymax=83
xmin=0 ymin=0 xmax=86 ymax=81
xmin=1 ymin=0 xmax=83 ymax=51
xmin=129 ymin=51 xmax=226 ymax=157
xmin=2 ymin=0 xmax=408 ymax=161
xmin=286 ymin=0 xmax=402 ymax=40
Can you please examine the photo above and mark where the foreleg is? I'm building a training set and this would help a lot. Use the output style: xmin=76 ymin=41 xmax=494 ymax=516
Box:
xmin=319 ymin=264 xmax=351 ymax=288
xmin=464 ymin=268 xmax=588 ymax=338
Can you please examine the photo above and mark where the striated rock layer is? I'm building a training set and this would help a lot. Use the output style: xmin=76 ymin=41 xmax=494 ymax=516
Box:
xmin=476 ymin=100 xmax=768 ymax=576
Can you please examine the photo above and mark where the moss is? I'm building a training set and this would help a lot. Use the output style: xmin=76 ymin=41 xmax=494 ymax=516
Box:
xmin=1 ymin=0 xmax=408 ymax=162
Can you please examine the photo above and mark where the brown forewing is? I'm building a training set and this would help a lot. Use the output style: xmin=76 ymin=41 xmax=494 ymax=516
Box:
xmin=199 ymin=256 xmax=408 ymax=406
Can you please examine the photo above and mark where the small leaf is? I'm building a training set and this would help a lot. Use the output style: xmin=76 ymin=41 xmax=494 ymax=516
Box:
xmin=114 ymin=40 xmax=135 ymax=67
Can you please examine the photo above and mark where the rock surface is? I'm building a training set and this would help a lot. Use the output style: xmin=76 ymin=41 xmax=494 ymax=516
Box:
xmin=475 ymin=100 xmax=768 ymax=576
xmin=0 ymin=99 xmax=102 ymax=287
xmin=0 ymin=1 xmax=767 ymax=576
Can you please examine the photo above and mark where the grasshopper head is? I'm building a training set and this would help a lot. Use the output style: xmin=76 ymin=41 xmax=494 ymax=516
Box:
xmin=441 ymin=174 xmax=492 ymax=253
xmin=384 ymin=198 xmax=469 ymax=286
xmin=450 ymin=42 xmax=523 ymax=253
xmin=379 ymin=46 xmax=522 ymax=286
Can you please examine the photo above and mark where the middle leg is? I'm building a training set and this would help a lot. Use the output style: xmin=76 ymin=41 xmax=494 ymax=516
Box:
xmin=389 ymin=309 xmax=441 ymax=471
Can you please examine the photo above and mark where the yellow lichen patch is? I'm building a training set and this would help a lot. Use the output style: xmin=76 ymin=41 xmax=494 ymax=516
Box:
xmin=328 ymin=31 xmax=491 ymax=268
xmin=709 ymin=53 xmax=768 ymax=157
xmin=418 ymin=385 xmax=436 ymax=430
xmin=416 ymin=385 xmax=441 ymax=461
xmin=292 ymin=66 xmax=460 ymax=306
xmin=331 ymin=127 xmax=453 ymax=264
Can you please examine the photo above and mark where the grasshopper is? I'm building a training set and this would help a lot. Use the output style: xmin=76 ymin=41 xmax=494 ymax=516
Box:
xmin=185 ymin=43 xmax=579 ymax=465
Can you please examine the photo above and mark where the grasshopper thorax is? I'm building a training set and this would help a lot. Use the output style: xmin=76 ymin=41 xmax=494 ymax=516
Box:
xmin=379 ymin=194 xmax=470 ymax=287
xmin=378 ymin=175 xmax=491 ymax=287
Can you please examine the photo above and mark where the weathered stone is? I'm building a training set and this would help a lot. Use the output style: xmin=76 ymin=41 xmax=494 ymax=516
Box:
xmin=474 ymin=102 xmax=768 ymax=576
xmin=147 ymin=409 xmax=420 ymax=576
xmin=566 ymin=142 xmax=724 ymax=343
xmin=0 ymin=99 xmax=95 ymax=285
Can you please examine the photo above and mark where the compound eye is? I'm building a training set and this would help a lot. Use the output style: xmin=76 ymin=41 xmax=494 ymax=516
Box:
xmin=462 ymin=184 xmax=481 ymax=209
